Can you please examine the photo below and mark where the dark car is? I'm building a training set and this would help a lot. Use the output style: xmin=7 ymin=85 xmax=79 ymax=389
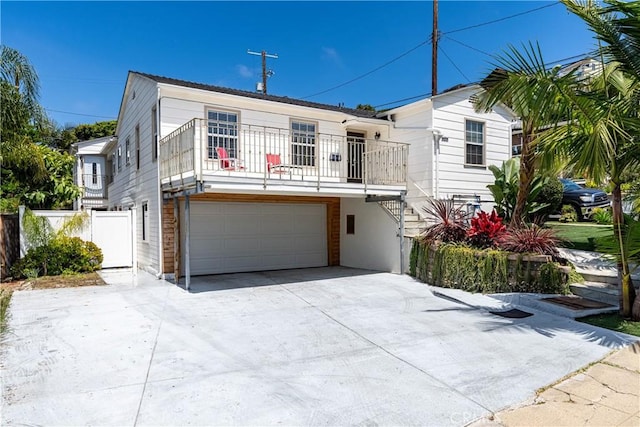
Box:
xmin=560 ymin=178 xmax=610 ymax=220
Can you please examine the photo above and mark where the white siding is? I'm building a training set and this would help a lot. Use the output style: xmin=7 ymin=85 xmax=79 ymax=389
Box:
xmin=109 ymin=75 xmax=160 ymax=274
xmin=387 ymin=86 xmax=513 ymax=211
xmin=387 ymin=100 xmax=434 ymax=201
xmin=340 ymin=198 xmax=401 ymax=273
xmin=432 ymin=87 xmax=512 ymax=206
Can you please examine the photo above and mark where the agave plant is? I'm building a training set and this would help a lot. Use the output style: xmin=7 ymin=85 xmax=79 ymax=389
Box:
xmin=498 ymin=223 xmax=559 ymax=257
xmin=420 ymin=198 xmax=469 ymax=243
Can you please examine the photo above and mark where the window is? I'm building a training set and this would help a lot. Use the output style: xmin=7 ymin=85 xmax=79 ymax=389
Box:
xmin=135 ymin=125 xmax=140 ymax=170
xmin=291 ymin=120 xmax=316 ymax=166
xmin=125 ymin=138 xmax=131 ymax=166
xmin=346 ymin=215 xmax=355 ymax=235
xmin=512 ymin=133 xmax=522 ymax=157
xmin=117 ymin=146 xmax=122 ymax=170
xmin=92 ymin=163 xmax=98 ymax=185
xmin=142 ymin=202 xmax=149 ymax=241
xmin=465 ymin=120 xmax=484 ymax=165
xmin=206 ymin=110 xmax=238 ymax=159
xmin=151 ymin=106 xmax=158 ymax=161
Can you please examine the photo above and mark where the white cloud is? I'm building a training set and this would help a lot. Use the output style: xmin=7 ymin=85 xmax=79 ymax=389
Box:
xmin=236 ymin=64 xmax=253 ymax=78
xmin=322 ymin=47 xmax=342 ymax=66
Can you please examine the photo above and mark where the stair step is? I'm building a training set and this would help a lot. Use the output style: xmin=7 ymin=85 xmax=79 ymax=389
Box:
xmin=577 ymin=269 xmax=619 ymax=285
xmin=570 ymin=281 xmax=619 ymax=307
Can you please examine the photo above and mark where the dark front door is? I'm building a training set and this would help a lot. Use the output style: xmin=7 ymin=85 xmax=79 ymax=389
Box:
xmin=347 ymin=131 xmax=365 ymax=183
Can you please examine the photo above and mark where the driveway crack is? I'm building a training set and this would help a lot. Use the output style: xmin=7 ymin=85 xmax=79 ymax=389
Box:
xmin=133 ymin=285 xmax=171 ymax=426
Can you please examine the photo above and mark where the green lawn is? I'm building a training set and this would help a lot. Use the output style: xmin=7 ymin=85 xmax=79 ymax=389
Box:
xmin=546 ymin=221 xmax=613 ymax=251
xmin=578 ymin=313 xmax=640 ymax=337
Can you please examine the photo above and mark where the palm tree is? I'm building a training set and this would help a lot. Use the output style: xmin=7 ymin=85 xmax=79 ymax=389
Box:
xmin=471 ymin=43 xmax=577 ymax=226
xmin=0 ymin=45 xmax=46 ymax=135
xmin=539 ymin=0 xmax=640 ymax=319
xmin=0 ymin=45 xmax=47 ymax=183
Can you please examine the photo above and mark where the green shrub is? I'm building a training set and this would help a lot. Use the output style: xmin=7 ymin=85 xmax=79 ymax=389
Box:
xmin=0 ymin=288 xmax=12 ymax=334
xmin=592 ymin=207 xmax=612 ymax=225
xmin=559 ymin=204 xmax=578 ymax=223
xmin=533 ymin=176 xmax=563 ymax=221
xmin=11 ymin=236 xmax=103 ymax=278
xmin=409 ymin=240 xmax=569 ymax=295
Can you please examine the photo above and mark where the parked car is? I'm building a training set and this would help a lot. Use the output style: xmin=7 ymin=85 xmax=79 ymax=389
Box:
xmin=560 ymin=178 xmax=610 ymax=221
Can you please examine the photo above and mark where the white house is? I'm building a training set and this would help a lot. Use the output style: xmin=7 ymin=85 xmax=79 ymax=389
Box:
xmin=384 ymin=84 xmax=514 ymax=213
xmin=94 ymin=72 xmax=513 ymax=285
xmin=71 ymin=135 xmax=114 ymax=210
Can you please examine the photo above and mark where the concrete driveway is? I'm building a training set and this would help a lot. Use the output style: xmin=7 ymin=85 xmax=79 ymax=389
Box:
xmin=1 ymin=268 xmax=636 ymax=426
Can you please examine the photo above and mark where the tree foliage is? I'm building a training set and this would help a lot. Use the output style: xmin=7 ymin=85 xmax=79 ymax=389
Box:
xmin=0 ymin=45 xmax=80 ymax=212
xmin=57 ymin=120 xmax=117 ymax=150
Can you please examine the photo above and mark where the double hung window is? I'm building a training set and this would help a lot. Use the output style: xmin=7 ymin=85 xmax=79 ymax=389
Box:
xmin=207 ymin=110 xmax=238 ymax=159
xmin=291 ymin=121 xmax=316 ymax=166
xmin=465 ymin=120 xmax=484 ymax=166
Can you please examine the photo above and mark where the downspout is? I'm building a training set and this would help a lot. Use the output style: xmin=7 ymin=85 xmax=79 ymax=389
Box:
xmin=184 ymin=194 xmax=191 ymax=291
xmin=425 ymin=128 xmax=442 ymax=199
xmin=399 ymin=191 xmax=406 ymax=274
xmin=155 ymin=88 xmax=164 ymax=279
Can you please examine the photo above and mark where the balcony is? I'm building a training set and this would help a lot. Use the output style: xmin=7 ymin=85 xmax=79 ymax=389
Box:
xmin=81 ymin=174 xmax=109 ymax=199
xmin=159 ymin=119 xmax=408 ymax=196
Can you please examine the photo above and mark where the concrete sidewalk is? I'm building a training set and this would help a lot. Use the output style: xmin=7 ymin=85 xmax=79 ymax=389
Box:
xmin=471 ymin=342 xmax=640 ymax=426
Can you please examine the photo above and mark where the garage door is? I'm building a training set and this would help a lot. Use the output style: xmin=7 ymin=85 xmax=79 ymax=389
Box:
xmin=182 ymin=202 xmax=327 ymax=275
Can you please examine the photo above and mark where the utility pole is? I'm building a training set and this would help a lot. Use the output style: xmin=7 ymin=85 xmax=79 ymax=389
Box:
xmin=432 ymin=0 xmax=439 ymax=96
xmin=247 ymin=49 xmax=278 ymax=95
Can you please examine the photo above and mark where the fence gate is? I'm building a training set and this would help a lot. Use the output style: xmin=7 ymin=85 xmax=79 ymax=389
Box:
xmin=91 ymin=210 xmax=133 ymax=268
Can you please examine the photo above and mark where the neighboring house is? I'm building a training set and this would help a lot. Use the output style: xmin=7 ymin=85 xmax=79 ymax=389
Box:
xmin=71 ymin=135 xmax=115 ymax=210
xmin=90 ymin=71 xmax=513 ymax=283
xmin=383 ymin=84 xmax=514 ymax=213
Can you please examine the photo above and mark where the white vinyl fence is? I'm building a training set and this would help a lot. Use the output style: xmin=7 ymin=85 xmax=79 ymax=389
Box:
xmin=19 ymin=207 xmax=134 ymax=269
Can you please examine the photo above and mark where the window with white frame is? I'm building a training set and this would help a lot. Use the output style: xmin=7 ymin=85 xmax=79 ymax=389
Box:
xmin=465 ymin=120 xmax=484 ymax=165
xmin=142 ymin=202 xmax=149 ymax=241
xmin=125 ymin=138 xmax=131 ymax=166
xmin=291 ymin=120 xmax=316 ymax=166
xmin=206 ymin=110 xmax=238 ymax=159
xmin=92 ymin=163 xmax=98 ymax=184
xmin=135 ymin=125 xmax=140 ymax=170
xmin=117 ymin=146 xmax=122 ymax=170
xmin=151 ymin=106 xmax=158 ymax=161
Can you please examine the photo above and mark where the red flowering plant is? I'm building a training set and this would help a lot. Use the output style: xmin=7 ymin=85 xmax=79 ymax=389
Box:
xmin=466 ymin=210 xmax=506 ymax=249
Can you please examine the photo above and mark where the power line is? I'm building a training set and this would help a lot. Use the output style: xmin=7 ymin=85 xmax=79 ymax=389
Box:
xmin=443 ymin=2 xmax=561 ymax=35
xmin=371 ymin=50 xmax=596 ymax=110
xmin=439 ymin=46 xmax=471 ymax=83
xmin=45 ymin=108 xmax=116 ymax=119
xmin=302 ymin=2 xmax=566 ymax=100
xmin=374 ymin=93 xmax=431 ymax=109
xmin=301 ymin=40 xmax=429 ymax=100
xmin=445 ymin=36 xmax=494 ymax=58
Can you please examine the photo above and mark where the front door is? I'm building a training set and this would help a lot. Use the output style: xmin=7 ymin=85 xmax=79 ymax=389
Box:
xmin=347 ymin=131 xmax=365 ymax=183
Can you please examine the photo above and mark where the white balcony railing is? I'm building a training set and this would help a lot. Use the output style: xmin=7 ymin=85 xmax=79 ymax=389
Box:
xmin=81 ymin=174 xmax=108 ymax=199
xmin=159 ymin=119 xmax=408 ymax=190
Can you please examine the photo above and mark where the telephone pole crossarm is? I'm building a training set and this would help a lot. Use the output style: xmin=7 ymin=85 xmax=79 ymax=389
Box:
xmin=248 ymin=49 xmax=278 ymax=95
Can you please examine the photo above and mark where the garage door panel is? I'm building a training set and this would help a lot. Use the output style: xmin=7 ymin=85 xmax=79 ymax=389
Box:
xmin=183 ymin=202 xmax=327 ymax=275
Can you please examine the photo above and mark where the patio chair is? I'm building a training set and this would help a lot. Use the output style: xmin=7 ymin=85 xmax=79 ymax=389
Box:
xmin=216 ymin=147 xmax=244 ymax=171
xmin=266 ymin=153 xmax=286 ymax=174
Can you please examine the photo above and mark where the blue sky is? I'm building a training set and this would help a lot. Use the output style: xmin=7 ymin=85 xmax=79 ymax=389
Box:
xmin=2 ymin=1 xmax=597 ymax=128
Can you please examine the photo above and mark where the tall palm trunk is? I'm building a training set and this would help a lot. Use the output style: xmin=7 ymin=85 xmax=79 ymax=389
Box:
xmin=611 ymin=182 xmax=637 ymax=318
xmin=511 ymin=133 xmax=535 ymax=226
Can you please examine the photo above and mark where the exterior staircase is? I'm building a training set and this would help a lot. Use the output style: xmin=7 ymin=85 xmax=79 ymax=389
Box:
xmin=558 ymin=248 xmax=640 ymax=311
xmin=375 ymin=199 xmax=428 ymax=238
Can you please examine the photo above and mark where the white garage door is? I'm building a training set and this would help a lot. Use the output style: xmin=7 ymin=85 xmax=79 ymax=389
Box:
xmin=182 ymin=202 xmax=327 ymax=275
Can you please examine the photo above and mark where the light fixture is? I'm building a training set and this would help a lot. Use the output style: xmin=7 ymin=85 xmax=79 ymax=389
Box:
xmin=374 ymin=132 xmax=381 ymax=140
